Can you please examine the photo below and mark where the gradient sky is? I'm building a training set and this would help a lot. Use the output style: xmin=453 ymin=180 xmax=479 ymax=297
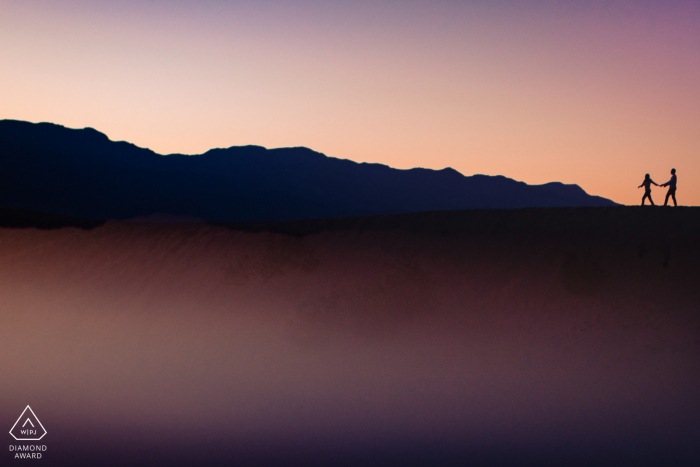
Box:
xmin=1 ymin=0 xmax=699 ymax=205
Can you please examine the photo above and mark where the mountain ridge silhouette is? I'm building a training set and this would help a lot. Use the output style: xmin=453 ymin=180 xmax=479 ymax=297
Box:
xmin=0 ymin=120 xmax=617 ymax=221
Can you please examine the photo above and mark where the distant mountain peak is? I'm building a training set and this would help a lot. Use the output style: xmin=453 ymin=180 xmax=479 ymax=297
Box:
xmin=0 ymin=119 xmax=618 ymax=221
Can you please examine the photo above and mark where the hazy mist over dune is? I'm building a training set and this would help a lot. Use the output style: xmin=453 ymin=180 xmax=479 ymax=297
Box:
xmin=1 ymin=207 xmax=698 ymax=465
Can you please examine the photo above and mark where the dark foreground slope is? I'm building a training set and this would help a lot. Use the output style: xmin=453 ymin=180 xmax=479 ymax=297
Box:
xmin=1 ymin=207 xmax=698 ymax=466
xmin=0 ymin=120 xmax=616 ymax=222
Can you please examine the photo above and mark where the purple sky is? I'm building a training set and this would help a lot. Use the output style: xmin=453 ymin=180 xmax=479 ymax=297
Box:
xmin=1 ymin=0 xmax=699 ymax=204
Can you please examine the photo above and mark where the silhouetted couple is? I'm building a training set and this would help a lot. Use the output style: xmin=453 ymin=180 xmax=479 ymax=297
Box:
xmin=638 ymin=168 xmax=677 ymax=206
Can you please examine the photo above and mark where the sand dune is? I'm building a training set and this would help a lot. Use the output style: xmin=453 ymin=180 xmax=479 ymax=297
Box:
xmin=1 ymin=207 xmax=698 ymax=466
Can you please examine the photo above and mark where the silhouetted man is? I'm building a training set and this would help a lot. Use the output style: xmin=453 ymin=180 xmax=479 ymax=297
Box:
xmin=638 ymin=173 xmax=658 ymax=206
xmin=660 ymin=168 xmax=677 ymax=206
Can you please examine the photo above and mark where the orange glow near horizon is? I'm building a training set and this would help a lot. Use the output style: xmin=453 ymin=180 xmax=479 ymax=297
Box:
xmin=1 ymin=1 xmax=699 ymax=206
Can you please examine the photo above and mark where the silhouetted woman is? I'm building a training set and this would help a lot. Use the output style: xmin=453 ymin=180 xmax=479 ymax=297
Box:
xmin=638 ymin=174 xmax=658 ymax=206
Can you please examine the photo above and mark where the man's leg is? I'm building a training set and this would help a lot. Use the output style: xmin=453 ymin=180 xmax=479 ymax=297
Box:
xmin=664 ymin=190 xmax=671 ymax=206
xmin=672 ymin=192 xmax=677 ymax=206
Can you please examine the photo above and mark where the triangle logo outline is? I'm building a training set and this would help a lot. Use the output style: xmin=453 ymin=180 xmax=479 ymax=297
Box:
xmin=9 ymin=406 xmax=47 ymax=441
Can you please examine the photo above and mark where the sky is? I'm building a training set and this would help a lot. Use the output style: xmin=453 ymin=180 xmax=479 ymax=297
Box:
xmin=1 ymin=0 xmax=699 ymax=205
